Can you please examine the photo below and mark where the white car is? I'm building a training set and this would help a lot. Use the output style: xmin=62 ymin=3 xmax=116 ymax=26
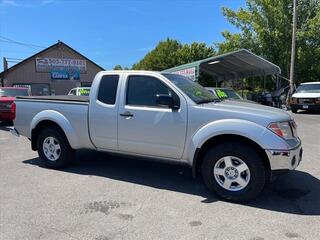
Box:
xmin=290 ymin=82 xmax=320 ymax=113
xmin=68 ymin=87 xmax=91 ymax=96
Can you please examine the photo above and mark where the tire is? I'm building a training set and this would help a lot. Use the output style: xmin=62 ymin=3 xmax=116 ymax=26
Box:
xmin=291 ymin=107 xmax=298 ymax=113
xmin=37 ymin=127 xmax=75 ymax=169
xmin=201 ymin=141 xmax=266 ymax=202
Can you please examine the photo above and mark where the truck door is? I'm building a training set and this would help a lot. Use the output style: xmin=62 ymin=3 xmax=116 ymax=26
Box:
xmin=117 ymin=74 xmax=187 ymax=159
xmin=89 ymin=74 xmax=120 ymax=150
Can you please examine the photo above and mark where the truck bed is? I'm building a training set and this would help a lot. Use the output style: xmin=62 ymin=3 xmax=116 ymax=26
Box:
xmin=15 ymin=95 xmax=89 ymax=103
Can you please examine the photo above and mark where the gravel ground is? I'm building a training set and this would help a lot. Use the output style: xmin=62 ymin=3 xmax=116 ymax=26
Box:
xmin=0 ymin=111 xmax=319 ymax=240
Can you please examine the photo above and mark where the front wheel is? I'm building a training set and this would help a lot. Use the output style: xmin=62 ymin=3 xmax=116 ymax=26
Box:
xmin=37 ymin=127 xmax=75 ymax=169
xmin=291 ymin=107 xmax=298 ymax=113
xmin=201 ymin=141 xmax=266 ymax=202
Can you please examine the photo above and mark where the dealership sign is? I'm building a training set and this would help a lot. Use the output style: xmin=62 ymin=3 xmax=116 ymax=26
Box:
xmin=51 ymin=70 xmax=80 ymax=80
xmin=51 ymin=71 xmax=69 ymax=80
xmin=172 ymin=67 xmax=196 ymax=81
xmin=36 ymin=57 xmax=87 ymax=73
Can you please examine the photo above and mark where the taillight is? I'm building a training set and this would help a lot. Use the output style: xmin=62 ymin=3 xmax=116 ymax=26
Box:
xmin=11 ymin=102 xmax=16 ymax=120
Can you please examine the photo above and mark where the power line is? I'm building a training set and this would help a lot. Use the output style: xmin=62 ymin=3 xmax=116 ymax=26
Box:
xmin=0 ymin=36 xmax=45 ymax=49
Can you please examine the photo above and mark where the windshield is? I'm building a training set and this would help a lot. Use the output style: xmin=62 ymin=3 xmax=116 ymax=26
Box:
xmin=0 ymin=88 xmax=29 ymax=97
xmin=79 ymin=88 xmax=90 ymax=96
xmin=296 ymin=84 xmax=320 ymax=93
xmin=162 ymin=73 xmax=219 ymax=104
xmin=216 ymin=89 xmax=242 ymax=100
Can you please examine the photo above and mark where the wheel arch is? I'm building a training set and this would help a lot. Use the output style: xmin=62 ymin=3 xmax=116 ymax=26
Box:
xmin=30 ymin=110 xmax=77 ymax=150
xmin=192 ymin=134 xmax=271 ymax=179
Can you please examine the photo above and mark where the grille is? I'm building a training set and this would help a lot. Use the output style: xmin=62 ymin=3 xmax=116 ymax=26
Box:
xmin=298 ymin=98 xmax=315 ymax=104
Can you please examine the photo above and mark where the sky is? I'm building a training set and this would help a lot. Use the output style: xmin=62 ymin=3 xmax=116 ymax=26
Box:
xmin=0 ymin=0 xmax=246 ymax=71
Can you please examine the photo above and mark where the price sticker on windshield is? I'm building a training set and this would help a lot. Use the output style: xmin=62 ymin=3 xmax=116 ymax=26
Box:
xmin=216 ymin=89 xmax=228 ymax=99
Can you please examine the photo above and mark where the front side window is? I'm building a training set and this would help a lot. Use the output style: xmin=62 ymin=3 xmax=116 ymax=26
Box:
xmin=97 ymin=75 xmax=119 ymax=104
xmin=126 ymin=75 xmax=178 ymax=107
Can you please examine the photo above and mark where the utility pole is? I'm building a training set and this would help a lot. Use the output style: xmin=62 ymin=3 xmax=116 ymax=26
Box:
xmin=289 ymin=0 xmax=297 ymax=94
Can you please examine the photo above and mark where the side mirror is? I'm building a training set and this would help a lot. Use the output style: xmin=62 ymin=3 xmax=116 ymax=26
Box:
xmin=156 ymin=94 xmax=179 ymax=110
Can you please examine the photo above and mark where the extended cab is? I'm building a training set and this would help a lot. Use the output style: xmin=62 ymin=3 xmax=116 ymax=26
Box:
xmin=11 ymin=71 xmax=303 ymax=201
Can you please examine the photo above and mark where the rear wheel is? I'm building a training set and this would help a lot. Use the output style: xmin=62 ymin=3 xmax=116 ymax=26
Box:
xmin=37 ymin=127 xmax=74 ymax=168
xmin=201 ymin=141 xmax=266 ymax=202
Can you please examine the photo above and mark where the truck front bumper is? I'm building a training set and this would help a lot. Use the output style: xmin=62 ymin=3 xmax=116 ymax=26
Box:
xmin=266 ymin=143 xmax=303 ymax=170
xmin=291 ymin=103 xmax=320 ymax=111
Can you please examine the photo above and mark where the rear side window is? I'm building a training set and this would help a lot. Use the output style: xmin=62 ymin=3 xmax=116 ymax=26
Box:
xmin=97 ymin=75 xmax=119 ymax=104
xmin=126 ymin=75 xmax=177 ymax=107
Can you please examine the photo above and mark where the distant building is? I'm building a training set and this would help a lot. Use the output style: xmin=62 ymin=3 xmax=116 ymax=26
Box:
xmin=0 ymin=41 xmax=104 ymax=95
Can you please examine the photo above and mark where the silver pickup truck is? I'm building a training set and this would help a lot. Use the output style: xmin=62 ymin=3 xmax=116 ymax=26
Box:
xmin=11 ymin=71 xmax=303 ymax=202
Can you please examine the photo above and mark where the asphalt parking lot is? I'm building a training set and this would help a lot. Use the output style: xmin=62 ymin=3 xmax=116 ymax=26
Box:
xmin=0 ymin=111 xmax=320 ymax=240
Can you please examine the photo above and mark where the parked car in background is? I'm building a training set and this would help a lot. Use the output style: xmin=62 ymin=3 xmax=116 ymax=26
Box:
xmin=68 ymin=87 xmax=91 ymax=96
xmin=11 ymin=71 xmax=302 ymax=202
xmin=0 ymin=87 xmax=30 ymax=121
xmin=290 ymin=82 xmax=320 ymax=113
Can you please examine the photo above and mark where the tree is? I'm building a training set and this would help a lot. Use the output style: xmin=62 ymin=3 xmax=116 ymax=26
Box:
xmin=176 ymin=42 xmax=215 ymax=65
xmin=218 ymin=0 xmax=320 ymax=83
xmin=113 ymin=65 xmax=123 ymax=70
xmin=113 ymin=65 xmax=130 ymax=70
xmin=132 ymin=38 xmax=215 ymax=71
xmin=132 ymin=38 xmax=182 ymax=71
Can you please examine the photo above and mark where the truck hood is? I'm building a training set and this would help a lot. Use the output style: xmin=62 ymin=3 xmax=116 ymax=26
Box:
xmin=197 ymin=100 xmax=292 ymax=127
xmin=0 ymin=96 xmax=15 ymax=102
xmin=292 ymin=92 xmax=320 ymax=98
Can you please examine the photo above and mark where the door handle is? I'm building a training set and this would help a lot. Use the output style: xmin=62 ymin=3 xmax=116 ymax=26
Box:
xmin=120 ymin=111 xmax=134 ymax=117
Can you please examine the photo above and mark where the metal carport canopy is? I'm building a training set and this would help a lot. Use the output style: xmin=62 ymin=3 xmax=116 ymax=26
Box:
xmin=163 ymin=49 xmax=281 ymax=81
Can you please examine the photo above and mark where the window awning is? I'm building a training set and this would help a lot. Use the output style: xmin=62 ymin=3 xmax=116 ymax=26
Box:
xmin=163 ymin=49 xmax=281 ymax=82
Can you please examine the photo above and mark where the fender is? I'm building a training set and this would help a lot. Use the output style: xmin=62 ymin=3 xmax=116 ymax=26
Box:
xmin=185 ymin=119 xmax=289 ymax=165
xmin=30 ymin=110 xmax=79 ymax=149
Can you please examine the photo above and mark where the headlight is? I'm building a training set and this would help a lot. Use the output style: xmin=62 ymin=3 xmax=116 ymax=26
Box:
xmin=268 ymin=122 xmax=294 ymax=139
xmin=291 ymin=97 xmax=297 ymax=103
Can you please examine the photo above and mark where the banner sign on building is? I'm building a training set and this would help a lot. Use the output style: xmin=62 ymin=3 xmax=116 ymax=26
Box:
xmin=36 ymin=58 xmax=87 ymax=73
xmin=51 ymin=70 xmax=80 ymax=80
xmin=69 ymin=71 xmax=80 ymax=80
xmin=172 ymin=67 xmax=196 ymax=81
xmin=51 ymin=71 xmax=69 ymax=80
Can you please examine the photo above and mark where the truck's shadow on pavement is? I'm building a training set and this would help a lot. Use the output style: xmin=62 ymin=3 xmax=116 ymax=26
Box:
xmin=23 ymin=149 xmax=320 ymax=215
